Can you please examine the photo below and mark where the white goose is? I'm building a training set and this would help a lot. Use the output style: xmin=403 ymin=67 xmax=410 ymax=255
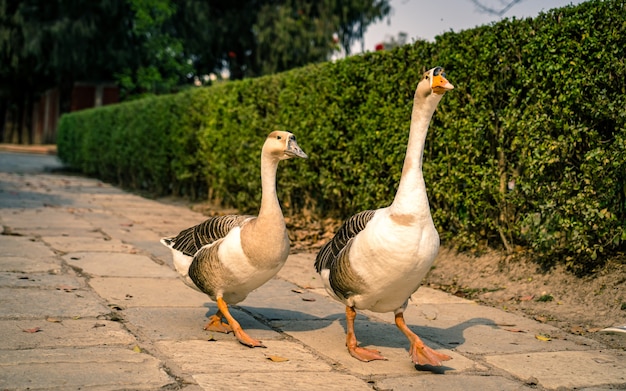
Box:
xmin=315 ymin=67 xmax=454 ymax=366
xmin=161 ymin=131 xmax=307 ymax=347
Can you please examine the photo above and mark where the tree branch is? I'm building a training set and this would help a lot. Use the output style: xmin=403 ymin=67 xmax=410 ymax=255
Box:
xmin=469 ymin=0 xmax=524 ymax=17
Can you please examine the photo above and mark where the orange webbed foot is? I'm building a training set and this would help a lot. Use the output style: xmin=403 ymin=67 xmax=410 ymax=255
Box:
xmin=234 ymin=329 xmax=266 ymax=348
xmin=203 ymin=315 xmax=233 ymax=334
xmin=410 ymin=344 xmax=452 ymax=366
xmin=348 ymin=346 xmax=387 ymax=362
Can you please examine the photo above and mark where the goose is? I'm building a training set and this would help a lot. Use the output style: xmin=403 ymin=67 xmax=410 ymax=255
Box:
xmin=161 ymin=131 xmax=307 ymax=348
xmin=315 ymin=67 xmax=454 ymax=366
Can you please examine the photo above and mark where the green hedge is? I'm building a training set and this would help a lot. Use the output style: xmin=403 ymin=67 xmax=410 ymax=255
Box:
xmin=57 ymin=0 xmax=625 ymax=275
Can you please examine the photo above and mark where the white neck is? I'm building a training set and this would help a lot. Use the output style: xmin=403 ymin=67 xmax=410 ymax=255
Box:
xmin=390 ymin=94 xmax=442 ymax=215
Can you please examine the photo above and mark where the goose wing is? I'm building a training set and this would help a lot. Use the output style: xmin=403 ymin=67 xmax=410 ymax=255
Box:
xmin=164 ymin=215 xmax=252 ymax=257
xmin=315 ymin=209 xmax=376 ymax=272
xmin=314 ymin=210 xmax=376 ymax=300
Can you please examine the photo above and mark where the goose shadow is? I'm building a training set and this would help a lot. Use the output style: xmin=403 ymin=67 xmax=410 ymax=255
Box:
xmin=336 ymin=314 xmax=498 ymax=373
xmin=201 ymin=303 xmax=345 ymax=332
xmin=203 ymin=302 xmax=497 ymax=373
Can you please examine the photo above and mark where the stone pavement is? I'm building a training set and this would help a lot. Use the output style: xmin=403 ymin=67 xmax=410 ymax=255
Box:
xmin=0 ymin=149 xmax=624 ymax=391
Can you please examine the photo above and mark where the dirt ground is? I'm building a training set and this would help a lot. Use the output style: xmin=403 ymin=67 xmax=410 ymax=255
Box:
xmin=186 ymin=201 xmax=626 ymax=351
xmin=424 ymin=247 xmax=626 ymax=351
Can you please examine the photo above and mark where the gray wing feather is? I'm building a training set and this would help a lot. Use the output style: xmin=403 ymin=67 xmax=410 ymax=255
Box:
xmin=166 ymin=215 xmax=252 ymax=257
xmin=314 ymin=210 xmax=376 ymax=300
xmin=315 ymin=210 xmax=376 ymax=272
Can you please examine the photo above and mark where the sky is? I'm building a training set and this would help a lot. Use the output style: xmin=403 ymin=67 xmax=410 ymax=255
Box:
xmin=353 ymin=0 xmax=587 ymax=53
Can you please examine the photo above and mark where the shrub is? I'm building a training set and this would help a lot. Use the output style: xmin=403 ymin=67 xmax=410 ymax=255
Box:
xmin=57 ymin=0 xmax=626 ymax=275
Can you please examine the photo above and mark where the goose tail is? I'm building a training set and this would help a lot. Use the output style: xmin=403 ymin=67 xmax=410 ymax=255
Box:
xmin=160 ymin=237 xmax=175 ymax=248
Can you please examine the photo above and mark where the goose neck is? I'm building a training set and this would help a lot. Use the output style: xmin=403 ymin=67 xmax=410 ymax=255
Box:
xmin=390 ymin=96 xmax=441 ymax=213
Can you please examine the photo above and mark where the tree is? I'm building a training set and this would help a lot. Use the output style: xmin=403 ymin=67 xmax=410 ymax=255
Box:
xmin=117 ymin=0 xmax=193 ymax=98
xmin=469 ymin=0 xmax=524 ymax=16
xmin=254 ymin=0 xmax=340 ymax=75
xmin=334 ymin=0 xmax=391 ymax=55
xmin=0 ymin=0 xmax=392 ymax=143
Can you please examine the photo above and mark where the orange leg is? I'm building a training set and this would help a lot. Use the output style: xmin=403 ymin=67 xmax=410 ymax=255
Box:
xmin=203 ymin=309 xmax=233 ymax=334
xmin=394 ymin=312 xmax=451 ymax=366
xmin=345 ymin=306 xmax=387 ymax=362
xmin=216 ymin=297 xmax=265 ymax=348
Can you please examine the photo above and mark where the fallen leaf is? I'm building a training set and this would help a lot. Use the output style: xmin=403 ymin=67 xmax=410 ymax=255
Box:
xmin=265 ymin=354 xmax=289 ymax=362
xmin=301 ymin=297 xmax=316 ymax=302
xmin=207 ymin=334 xmax=217 ymax=342
xmin=535 ymin=334 xmax=551 ymax=341
xmin=519 ymin=295 xmax=534 ymax=301
xmin=534 ymin=315 xmax=548 ymax=323
xmin=23 ymin=327 xmax=41 ymax=333
xmin=504 ymin=328 xmax=526 ymax=333
xmin=46 ymin=317 xmax=62 ymax=323
xmin=132 ymin=345 xmax=142 ymax=353
xmin=72 ymin=316 xmax=81 ymax=320
xmin=291 ymin=289 xmax=304 ymax=294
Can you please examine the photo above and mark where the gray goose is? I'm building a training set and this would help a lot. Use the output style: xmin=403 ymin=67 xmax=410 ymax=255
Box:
xmin=315 ymin=67 xmax=454 ymax=366
xmin=161 ymin=131 xmax=307 ymax=347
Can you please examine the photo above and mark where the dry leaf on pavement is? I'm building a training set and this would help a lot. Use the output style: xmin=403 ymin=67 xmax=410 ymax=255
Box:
xmin=265 ymin=354 xmax=289 ymax=362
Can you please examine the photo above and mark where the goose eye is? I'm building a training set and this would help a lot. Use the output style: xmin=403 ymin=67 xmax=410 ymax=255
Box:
xmin=276 ymin=135 xmax=282 ymax=140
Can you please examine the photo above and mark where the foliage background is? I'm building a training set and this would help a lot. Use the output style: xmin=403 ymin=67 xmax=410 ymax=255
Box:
xmin=57 ymin=0 xmax=626 ymax=275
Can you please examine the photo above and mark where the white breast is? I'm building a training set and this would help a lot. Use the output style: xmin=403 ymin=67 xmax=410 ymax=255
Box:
xmin=216 ymin=227 xmax=283 ymax=302
xmin=348 ymin=208 xmax=440 ymax=312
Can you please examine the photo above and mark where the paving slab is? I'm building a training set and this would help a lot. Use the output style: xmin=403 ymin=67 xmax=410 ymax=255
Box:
xmin=277 ymin=318 xmax=481 ymax=376
xmin=156 ymin=339 xmax=333 ymax=374
xmin=0 ymin=287 xmax=111 ymax=319
xmin=241 ymin=278 xmax=346 ymax=321
xmin=0 ymin=256 xmax=62 ymax=274
xmin=0 ymin=207 xmax=95 ymax=236
xmin=392 ymin=301 xmax=603 ymax=354
xmin=485 ymin=350 xmax=626 ymax=390
xmin=124 ymin=306 xmax=281 ymax=342
xmin=376 ymin=374 xmax=535 ymax=391
xmin=192 ymin=371 xmax=373 ymax=391
xmin=0 ymin=319 xmax=136 ymax=349
xmin=0 ymin=346 xmax=173 ymax=390
xmin=42 ymin=235 xmax=134 ymax=253
xmin=0 ymin=235 xmax=58 ymax=260
xmin=0 ymin=270 xmax=83 ymax=289
xmin=276 ymin=252 xmax=325 ymax=290
xmin=87 ymin=276 xmax=208 ymax=307
xmin=63 ymin=251 xmax=178 ymax=278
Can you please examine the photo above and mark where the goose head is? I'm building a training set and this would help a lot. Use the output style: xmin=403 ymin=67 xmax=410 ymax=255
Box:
xmin=416 ymin=66 xmax=454 ymax=98
xmin=264 ymin=131 xmax=308 ymax=160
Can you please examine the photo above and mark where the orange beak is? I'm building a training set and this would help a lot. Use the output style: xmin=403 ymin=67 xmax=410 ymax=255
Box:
xmin=432 ymin=74 xmax=454 ymax=95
